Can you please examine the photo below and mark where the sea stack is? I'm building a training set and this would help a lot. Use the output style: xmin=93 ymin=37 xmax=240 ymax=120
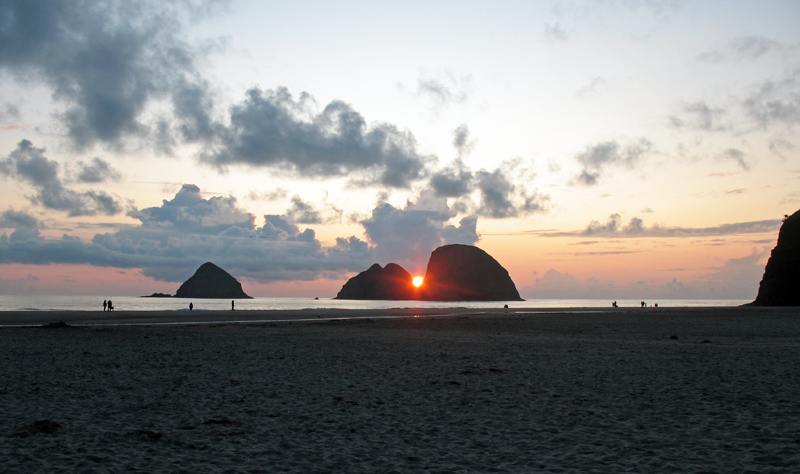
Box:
xmin=751 ymin=209 xmax=800 ymax=306
xmin=174 ymin=262 xmax=252 ymax=299
xmin=335 ymin=263 xmax=417 ymax=300
xmin=421 ymin=244 xmax=523 ymax=301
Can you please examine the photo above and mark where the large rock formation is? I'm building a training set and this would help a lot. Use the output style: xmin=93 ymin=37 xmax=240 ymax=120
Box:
xmin=335 ymin=263 xmax=418 ymax=300
xmin=751 ymin=210 xmax=800 ymax=306
xmin=174 ymin=262 xmax=252 ymax=299
xmin=420 ymin=244 xmax=523 ymax=301
xmin=335 ymin=245 xmax=523 ymax=301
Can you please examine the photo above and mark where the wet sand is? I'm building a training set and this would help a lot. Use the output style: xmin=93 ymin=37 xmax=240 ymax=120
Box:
xmin=1 ymin=306 xmax=799 ymax=472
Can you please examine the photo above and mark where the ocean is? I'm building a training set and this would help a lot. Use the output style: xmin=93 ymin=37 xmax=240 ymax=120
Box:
xmin=0 ymin=295 xmax=750 ymax=312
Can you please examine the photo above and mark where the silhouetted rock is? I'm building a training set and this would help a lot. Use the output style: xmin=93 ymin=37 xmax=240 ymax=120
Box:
xmin=142 ymin=292 xmax=172 ymax=298
xmin=751 ymin=210 xmax=800 ymax=306
xmin=421 ymin=244 xmax=523 ymax=301
xmin=174 ymin=262 xmax=251 ymax=299
xmin=335 ymin=263 xmax=417 ymax=300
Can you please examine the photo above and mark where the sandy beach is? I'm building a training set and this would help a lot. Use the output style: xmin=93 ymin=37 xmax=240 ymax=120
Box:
xmin=1 ymin=306 xmax=799 ymax=472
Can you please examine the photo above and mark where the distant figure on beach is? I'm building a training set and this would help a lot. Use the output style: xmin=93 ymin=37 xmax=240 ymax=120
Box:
xmin=189 ymin=302 xmax=193 ymax=311
xmin=655 ymin=303 xmax=658 ymax=308
xmin=103 ymin=300 xmax=107 ymax=312
xmin=108 ymin=299 xmax=114 ymax=311
xmin=641 ymin=301 xmax=645 ymax=308
xmin=612 ymin=301 xmax=618 ymax=308
xmin=231 ymin=300 xmax=235 ymax=311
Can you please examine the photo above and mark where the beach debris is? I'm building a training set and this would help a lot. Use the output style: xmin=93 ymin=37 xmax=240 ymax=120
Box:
xmin=40 ymin=321 xmax=69 ymax=329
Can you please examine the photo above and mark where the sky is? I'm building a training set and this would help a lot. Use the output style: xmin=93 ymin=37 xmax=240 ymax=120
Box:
xmin=0 ymin=0 xmax=798 ymax=299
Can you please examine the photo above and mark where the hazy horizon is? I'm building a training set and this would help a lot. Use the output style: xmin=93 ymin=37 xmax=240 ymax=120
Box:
xmin=1 ymin=1 xmax=798 ymax=299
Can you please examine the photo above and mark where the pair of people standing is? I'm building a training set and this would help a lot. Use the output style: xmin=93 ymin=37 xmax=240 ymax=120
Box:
xmin=102 ymin=299 xmax=114 ymax=311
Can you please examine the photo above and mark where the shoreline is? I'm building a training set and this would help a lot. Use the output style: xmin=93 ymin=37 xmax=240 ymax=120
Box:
xmin=0 ymin=305 xmax=793 ymax=328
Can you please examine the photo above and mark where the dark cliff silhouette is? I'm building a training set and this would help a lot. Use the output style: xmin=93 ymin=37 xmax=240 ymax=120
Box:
xmin=174 ymin=262 xmax=252 ymax=299
xmin=420 ymin=244 xmax=523 ymax=301
xmin=336 ymin=244 xmax=522 ymax=301
xmin=750 ymin=210 xmax=800 ymax=306
xmin=335 ymin=263 xmax=418 ymax=300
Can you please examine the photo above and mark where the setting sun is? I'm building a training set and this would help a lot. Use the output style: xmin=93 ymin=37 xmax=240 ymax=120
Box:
xmin=412 ymin=276 xmax=423 ymax=287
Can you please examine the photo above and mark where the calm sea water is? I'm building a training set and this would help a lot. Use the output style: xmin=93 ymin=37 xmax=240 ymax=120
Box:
xmin=0 ymin=295 xmax=750 ymax=312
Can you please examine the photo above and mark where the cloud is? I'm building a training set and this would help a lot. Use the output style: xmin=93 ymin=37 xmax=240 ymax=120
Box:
xmin=0 ymin=0 xmax=219 ymax=150
xmin=245 ymin=188 xmax=289 ymax=202
xmin=744 ymin=69 xmax=800 ymax=128
xmin=574 ymin=77 xmax=605 ymax=98
xmin=0 ymin=140 xmax=123 ymax=216
xmin=359 ymin=190 xmax=479 ymax=271
xmin=283 ymin=195 xmax=342 ymax=225
xmin=668 ymin=102 xmax=729 ymax=131
xmin=429 ymin=160 xmax=474 ymax=198
xmin=76 ymin=157 xmax=121 ymax=183
xmin=201 ymin=87 xmax=432 ymax=188
xmin=572 ymin=139 xmax=653 ymax=186
xmin=544 ymin=23 xmax=567 ymax=43
xmin=536 ymin=213 xmax=782 ymax=238
xmin=0 ymin=208 xmax=43 ymax=242
xmin=452 ymin=124 xmax=474 ymax=157
xmin=720 ymin=148 xmax=750 ymax=171
xmin=410 ymin=71 xmax=473 ymax=110
xmin=0 ymin=184 xmax=373 ymax=284
xmin=698 ymin=35 xmax=783 ymax=63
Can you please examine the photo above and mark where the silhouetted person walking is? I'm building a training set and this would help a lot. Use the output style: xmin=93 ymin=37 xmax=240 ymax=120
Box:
xmin=108 ymin=300 xmax=114 ymax=311
xmin=189 ymin=302 xmax=193 ymax=311
xmin=103 ymin=300 xmax=107 ymax=312
xmin=231 ymin=300 xmax=235 ymax=311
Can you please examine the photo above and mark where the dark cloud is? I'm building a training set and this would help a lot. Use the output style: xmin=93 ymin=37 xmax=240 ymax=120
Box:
xmin=0 ymin=140 xmax=123 ymax=216
xmin=535 ymin=213 xmax=782 ymax=238
xmin=0 ymin=0 xmax=218 ymax=150
xmin=127 ymin=183 xmax=254 ymax=234
xmin=429 ymin=160 xmax=474 ymax=198
xmin=201 ymin=87 xmax=432 ymax=188
xmin=452 ymin=124 xmax=473 ymax=157
xmin=281 ymin=195 xmax=342 ymax=225
xmin=572 ymin=139 xmax=653 ymax=186
xmin=360 ymin=191 xmax=479 ymax=271
xmin=76 ymin=157 xmax=121 ymax=183
xmin=0 ymin=184 xmax=373 ymax=284
xmin=0 ymin=208 xmax=43 ymax=242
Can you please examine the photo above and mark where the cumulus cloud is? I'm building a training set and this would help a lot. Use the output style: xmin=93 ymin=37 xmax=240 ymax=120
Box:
xmin=452 ymin=124 xmax=474 ymax=157
xmin=0 ymin=140 xmax=123 ymax=216
xmin=429 ymin=158 xmax=550 ymax=218
xmin=0 ymin=208 xmax=43 ymax=242
xmin=0 ymin=0 xmax=219 ymax=150
xmin=282 ymin=195 xmax=343 ymax=225
xmin=360 ymin=190 xmax=479 ymax=271
xmin=201 ymin=87 xmax=432 ymax=188
xmin=572 ymin=139 xmax=653 ymax=186
xmin=76 ymin=157 xmax=121 ymax=183
xmin=536 ymin=213 xmax=782 ymax=238
xmin=0 ymin=184 xmax=373 ymax=284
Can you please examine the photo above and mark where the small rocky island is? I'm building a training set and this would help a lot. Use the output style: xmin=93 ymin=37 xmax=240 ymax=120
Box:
xmin=145 ymin=262 xmax=251 ymax=299
xmin=336 ymin=244 xmax=522 ymax=301
xmin=750 ymin=209 xmax=800 ymax=306
xmin=335 ymin=263 xmax=418 ymax=300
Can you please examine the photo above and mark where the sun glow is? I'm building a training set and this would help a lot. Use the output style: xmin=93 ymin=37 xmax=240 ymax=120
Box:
xmin=412 ymin=276 xmax=423 ymax=287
